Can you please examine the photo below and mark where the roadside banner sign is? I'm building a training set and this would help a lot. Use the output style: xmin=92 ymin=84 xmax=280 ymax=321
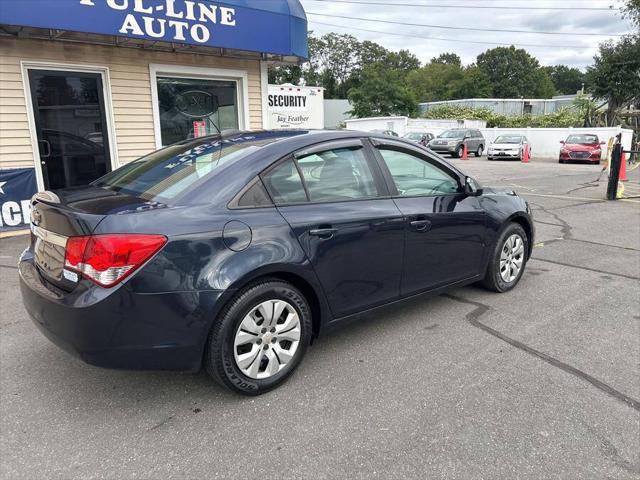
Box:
xmin=0 ymin=168 xmax=37 ymax=232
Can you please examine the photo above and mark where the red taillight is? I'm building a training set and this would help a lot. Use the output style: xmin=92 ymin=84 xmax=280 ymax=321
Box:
xmin=64 ymin=234 xmax=167 ymax=288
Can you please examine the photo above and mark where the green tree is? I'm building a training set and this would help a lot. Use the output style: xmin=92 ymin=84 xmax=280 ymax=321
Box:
xmin=388 ymin=49 xmax=421 ymax=72
xmin=587 ymin=34 xmax=640 ymax=125
xmin=477 ymin=46 xmax=555 ymax=98
xmin=431 ymin=53 xmax=462 ymax=67
xmin=449 ymin=66 xmax=493 ymax=99
xmin=543 ymin=65 xmax=587 ymax=95
xmin=348 ymin=63 xmax=417 ymax=117
xmin=268 ymin=65 xmax=302 ymax=85
xmin=406 ymin=62 xmax=464 ymax=102
xmin=621 ymin=0 xmax=640 ymax=28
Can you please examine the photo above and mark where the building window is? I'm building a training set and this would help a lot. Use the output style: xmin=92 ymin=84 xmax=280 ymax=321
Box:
xmin=156 ymin=76 xmax=239 ymax=146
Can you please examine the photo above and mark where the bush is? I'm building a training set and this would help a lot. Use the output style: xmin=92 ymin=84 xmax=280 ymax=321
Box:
xmin=421 ymin=105 xmax=582 ymax=128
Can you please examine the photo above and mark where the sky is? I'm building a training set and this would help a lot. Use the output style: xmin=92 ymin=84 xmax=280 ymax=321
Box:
xmin=298 ymin=0 xmax=635 ymax=70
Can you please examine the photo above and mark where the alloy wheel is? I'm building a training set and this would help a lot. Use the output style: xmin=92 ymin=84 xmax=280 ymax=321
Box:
xmin=233 ymin=299 xmax=301 ymax=379
xmin=499 ymin=234 xmax=525 ymax=283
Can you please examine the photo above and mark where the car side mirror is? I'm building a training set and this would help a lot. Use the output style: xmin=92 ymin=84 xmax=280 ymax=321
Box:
xmin=464 ymin=176 xmax=483 ymax=196
xmin=560 ymin=140 xmax=565 ymax=145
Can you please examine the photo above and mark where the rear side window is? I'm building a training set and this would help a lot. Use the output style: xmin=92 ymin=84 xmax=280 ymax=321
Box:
xmin=262 ymin=158 xmax=308 ymax=204
xmin=297 ymin=147 xmax=379 ymax=202
xmin=93 ymin=135 xmax=278 ymax=203
xmin=233 ymin=180 xmax=272 ymax=208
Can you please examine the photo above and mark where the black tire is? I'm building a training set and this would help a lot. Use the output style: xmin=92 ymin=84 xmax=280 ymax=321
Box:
xmin=204 ymin=279 xmax=312 ymax=395
xmin=475 ymin=145 xmax=484 ymax=157
xmin=559 ymin=159 xmax=565 ymax=164
xmin=480 ymin=223 xmax=529 ymax=293
xmin=454 ymin=145 xmax=464 ymax=158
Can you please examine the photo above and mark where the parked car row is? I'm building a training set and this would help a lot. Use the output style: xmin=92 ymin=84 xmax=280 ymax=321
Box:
xmin=396 ymin=128 xmax=606 ymax=164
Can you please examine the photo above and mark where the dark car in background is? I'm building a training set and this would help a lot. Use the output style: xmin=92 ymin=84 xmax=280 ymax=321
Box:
xmin=402 ymin=131 xmax=434 ymax=147
xmin=370 ymin=129 xmax=399 ymax=137
xmin=428 ymin=129 xmax=485 ymax=158
xmin=20 ymin=130 xmax=533 ymax=395
xmin=559 ymin=134 xmax=604 ymax=164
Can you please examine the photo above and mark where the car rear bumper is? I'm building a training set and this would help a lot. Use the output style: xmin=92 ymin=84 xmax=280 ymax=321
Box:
xmin=19 ymin=257 xmax=228 ymax=371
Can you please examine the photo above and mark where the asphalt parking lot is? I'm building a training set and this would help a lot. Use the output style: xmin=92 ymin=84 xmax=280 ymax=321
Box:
xmin=1 ymin=156 xmax=639 ymax=479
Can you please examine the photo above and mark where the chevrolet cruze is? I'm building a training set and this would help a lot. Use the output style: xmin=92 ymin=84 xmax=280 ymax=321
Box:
xmin=20 ymin=130 xmax=533 ymax=395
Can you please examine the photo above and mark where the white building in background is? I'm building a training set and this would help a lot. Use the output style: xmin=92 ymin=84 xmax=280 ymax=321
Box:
xmin=344 ymin=117 xmax=486 ymax=137
xmin=418 ymin=95 xmax=582 ymax=116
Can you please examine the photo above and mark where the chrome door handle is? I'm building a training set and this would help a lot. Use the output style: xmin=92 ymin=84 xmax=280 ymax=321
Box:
xmin=309 ymin=228 xmax=337 ymax=238
xmin=410 ymin=219 xmax=431 ymax=232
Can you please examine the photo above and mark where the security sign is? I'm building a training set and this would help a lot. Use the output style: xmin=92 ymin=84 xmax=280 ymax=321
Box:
xmin=267 ymin=85 xmax=324 ymax=130
xmin=0 ymin=168 xmax=37 ymax=231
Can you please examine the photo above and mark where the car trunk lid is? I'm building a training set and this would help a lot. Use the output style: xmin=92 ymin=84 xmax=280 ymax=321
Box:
xmin=29 ymin=187 xmax=165 ymax=289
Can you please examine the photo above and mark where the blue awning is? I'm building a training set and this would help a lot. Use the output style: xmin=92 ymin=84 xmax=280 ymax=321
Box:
xmin=0 ymin=0 xmax=308 ymax=60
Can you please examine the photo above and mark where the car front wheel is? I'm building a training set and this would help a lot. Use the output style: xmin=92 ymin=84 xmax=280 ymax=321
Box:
xmin=475 ymin=145 xmax=484 ymax=157
xmin=481 ymin=223 xmax=528 ymax=293
xmin=204 ymin=279 xmax=312 ymax=395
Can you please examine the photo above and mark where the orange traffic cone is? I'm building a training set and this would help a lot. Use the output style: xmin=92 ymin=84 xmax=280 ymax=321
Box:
xmin=522 ymin=145 xmax=530 ymax=163
xmin=619 ymin=151 xmax=627 ymax=182
xmin=462 ymin=143 xmax=468 ymax=160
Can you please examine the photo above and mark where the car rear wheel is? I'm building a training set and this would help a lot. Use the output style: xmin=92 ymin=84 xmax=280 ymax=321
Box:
xmin=204 ymin=279 xmax=312 ymax=395
xmin=481 ymin=223 xmax=528 ymax=293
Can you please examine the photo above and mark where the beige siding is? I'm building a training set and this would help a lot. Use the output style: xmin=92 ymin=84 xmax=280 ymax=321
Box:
xmin=0 ymin=37 xmax=264 ymax=172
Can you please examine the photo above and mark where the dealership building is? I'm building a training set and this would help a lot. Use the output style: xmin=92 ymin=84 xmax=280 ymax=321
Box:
xmin=0 ymin=0 xmax=308 ymax=232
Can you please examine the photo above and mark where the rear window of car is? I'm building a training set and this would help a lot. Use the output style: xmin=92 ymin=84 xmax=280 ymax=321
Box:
xmin=92 ymin=135 xmax=278 ymax=203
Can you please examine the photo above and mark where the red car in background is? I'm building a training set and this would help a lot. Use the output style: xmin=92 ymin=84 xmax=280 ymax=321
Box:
xmin=559 ymin=134 xmax=605 ymax=164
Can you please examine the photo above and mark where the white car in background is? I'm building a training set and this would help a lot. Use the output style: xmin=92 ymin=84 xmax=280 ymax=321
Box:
xmin=487 ymin=135 xmax=530 ymax=161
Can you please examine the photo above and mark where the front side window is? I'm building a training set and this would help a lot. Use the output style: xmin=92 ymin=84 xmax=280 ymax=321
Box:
xmin=379 ymin=149 xmax=460 ymax=197
xmin=297 ymin=147 xmax=379 ymax=202
xmin=157 ymin=76 xmax=239 ymax=146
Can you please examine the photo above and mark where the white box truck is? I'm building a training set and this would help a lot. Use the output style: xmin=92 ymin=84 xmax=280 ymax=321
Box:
xmin=266 ymin=84 xmax=324 ymax=130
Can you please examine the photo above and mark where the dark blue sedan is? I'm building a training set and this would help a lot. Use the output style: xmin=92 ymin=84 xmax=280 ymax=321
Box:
xmin=19 ymin=130 xmax=533 ymax=395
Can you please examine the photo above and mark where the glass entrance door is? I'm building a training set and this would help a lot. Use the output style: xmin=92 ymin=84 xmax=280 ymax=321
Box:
xmin=28 ymin=70 xmax=112 ymax=190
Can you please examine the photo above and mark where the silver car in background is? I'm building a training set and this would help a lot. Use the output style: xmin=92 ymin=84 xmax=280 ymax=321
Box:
xmin=487 ymin=135 xmax=530 ymax=161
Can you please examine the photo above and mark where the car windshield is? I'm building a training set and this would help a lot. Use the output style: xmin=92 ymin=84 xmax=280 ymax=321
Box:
xmin=566 ymin=134 xmax=598 ymax=144
xmin=403 ymin=132 xmax=423 ymax=140
xmin=438 ymin=130 xmax=465 ymax=139
xmin=92 ymin=134 xmax=288 ymax=203
xmin=494 ymin=136 xmax=522 ymax=144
